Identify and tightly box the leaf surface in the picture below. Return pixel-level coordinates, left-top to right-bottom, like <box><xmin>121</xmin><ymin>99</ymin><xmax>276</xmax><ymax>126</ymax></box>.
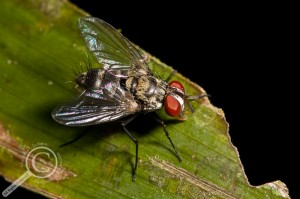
<box><xmin>0</xmin><ymin>0</ymin><xmax>290</xmax><ymax>198</ymax></box>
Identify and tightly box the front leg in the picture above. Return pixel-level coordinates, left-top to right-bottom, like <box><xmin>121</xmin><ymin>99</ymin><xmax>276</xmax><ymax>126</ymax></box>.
<box><xmin>152</xmin><ymin>114</ymin><xmax>182</xmax><ymax>162</ymax></box>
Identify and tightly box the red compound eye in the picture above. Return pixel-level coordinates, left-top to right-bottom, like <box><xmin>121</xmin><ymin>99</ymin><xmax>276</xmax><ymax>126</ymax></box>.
<box><xmin>169</xmin><ymin>80</ymin><xmax>185</xmax><ymax>93</ymax></box>
<box><xmin>164</xmin><ymin>95</ymin><xmax>181</xmax><ymax>117</ymax></box>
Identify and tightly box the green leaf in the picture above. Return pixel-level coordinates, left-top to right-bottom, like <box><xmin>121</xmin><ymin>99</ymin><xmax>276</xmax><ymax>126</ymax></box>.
<box><xmin>0</xmin><ymin>0</ymin><xmax>290</xmax><ymax>198</ymax></box>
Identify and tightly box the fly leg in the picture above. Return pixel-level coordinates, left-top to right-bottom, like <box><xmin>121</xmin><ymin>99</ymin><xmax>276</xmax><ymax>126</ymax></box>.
<box><xmin>153</xmin><ymin>115</ymin><xmax>182</xmax><ymax>162</ymax></box>
<box><xmin>185</xmin><ymin>94</ymin><xmax>210</xmax><ymax>113</ymax></box>
<box><xmin>165</xmin><ymin>70</ymin><xmax>177</xmax><ymax>82</ymax></box>
<box><xmin>121</xmin><ymin>114</ymin><xmax>139</xmax><ymax>181</ymax></box>
<box><xmin>59</xmin><ymin>127</ymin><xmax>91</xmax><ymax>147</ymax></box>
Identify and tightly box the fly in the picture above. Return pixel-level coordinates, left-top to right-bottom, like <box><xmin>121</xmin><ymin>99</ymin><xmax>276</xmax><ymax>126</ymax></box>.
<box><xmin>52</xmin><ymin>17</ymin><xmax>207</xmax><ymax>181</ymax></box>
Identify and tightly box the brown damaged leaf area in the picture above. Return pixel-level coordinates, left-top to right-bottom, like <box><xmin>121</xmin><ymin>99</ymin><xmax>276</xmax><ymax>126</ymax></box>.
<box><xmin>147</xmin><ymin>157</ymin><xmax>237</xmax><ymax>199</ymax></box>
<box><xmin>145</xmin><ymin>156</ymin><xmax>290</xmax><ymax>199</ymax></box>
<box><xmin>0</xmin><ymin>123</ymin><xmax>76</xmax><ymax>182</ymax></box>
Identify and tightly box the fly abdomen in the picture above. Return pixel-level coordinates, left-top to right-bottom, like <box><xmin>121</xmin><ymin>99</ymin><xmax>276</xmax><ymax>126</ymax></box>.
<box><xmin>76</xmin><ymin>69</ymin><xmax>105</xmax><ymax>90</ymax></box>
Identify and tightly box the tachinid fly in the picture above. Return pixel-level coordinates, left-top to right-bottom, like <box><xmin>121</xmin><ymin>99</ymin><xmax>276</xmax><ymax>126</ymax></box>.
<box><xmin>52</xmin><ymin>17</ymin><xmax>207</xmax><ymax>181</ymax></box>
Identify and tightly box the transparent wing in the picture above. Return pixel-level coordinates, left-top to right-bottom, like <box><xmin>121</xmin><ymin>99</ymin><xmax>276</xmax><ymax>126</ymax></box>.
<box><xmin>78</xmin><ymin>17</ymin><xmax>150</xmax><ymax>73</ymax></box>
<box><xmin>52</xmin><ymin>87</ymin><xmax>140</xmax><ymax>126</ymax></box>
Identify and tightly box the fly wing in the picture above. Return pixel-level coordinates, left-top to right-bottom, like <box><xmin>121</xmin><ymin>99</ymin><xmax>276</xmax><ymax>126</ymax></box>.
<box><xmin>78</xmin><ymin>17</ymin><xmax>150</xmax><ymax>75</ymax></box>
<box><xmin>52</xmin><ymin>87</ymin><xmax>140</xmax><ymax>126</ymax></box>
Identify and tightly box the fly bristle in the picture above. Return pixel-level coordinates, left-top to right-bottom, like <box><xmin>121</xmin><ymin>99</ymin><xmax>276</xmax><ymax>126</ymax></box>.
<box><xmin>64</xmin><ymin>69</ymin><xmax>77</xmax><ymax>86</ymax></box>
<box><xmin>64</xmin><ymin>60</ymin><xmax>81</xmax><ymax>84</ymax></box>
<box><xmin>72</xmin><ymin>64</ymin><xmax>82</xmax><ymax>77</ymax></box>
<box><xmin>84</xmin><ymin>51</ymin><xmax>93</xmax><ymax>72</ymax></box>
<box><xmin>72</xmin><ymin>52</ymin><xmax>93</xmax><ymax>80</ymax></box>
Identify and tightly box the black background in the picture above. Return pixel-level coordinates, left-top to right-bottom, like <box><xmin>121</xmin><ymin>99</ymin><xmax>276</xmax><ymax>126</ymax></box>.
<box><xmin>1</xmin><ymin>1</ymin><xmax>297</xmax><ymax>198</ymax></box>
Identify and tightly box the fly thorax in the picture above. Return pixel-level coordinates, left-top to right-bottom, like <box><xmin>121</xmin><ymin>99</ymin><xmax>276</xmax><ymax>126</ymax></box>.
<box><xmin>125</xmin><ymin>76</ymin><xmax>138</xmax><ymax>94</ymax></box>
<box><xmin>126</xmin><ymin>75</ymin><xmax>167</xmax><ymax>111</ymax></box>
